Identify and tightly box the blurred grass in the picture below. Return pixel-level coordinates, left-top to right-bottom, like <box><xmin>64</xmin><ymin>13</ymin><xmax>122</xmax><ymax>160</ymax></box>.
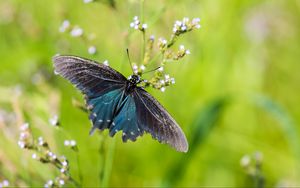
<box><xmin>1</xmin><ymin>0</ymin><xmax>300</xmax><ymax>187</ymax></box>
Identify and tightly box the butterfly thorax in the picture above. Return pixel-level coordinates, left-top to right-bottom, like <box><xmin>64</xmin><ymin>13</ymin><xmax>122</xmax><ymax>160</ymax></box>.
<box><xmin>125</xmin><ymin>75</ymin><xmax>141</xmax><ymax>94</ymax></box>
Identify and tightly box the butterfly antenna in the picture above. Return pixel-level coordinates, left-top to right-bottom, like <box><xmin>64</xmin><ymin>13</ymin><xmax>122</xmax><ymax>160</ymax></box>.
<box><xmin>126</xmin><ymin>49</ymin><xmax>134</xmax><ymax>73</ymax></box>
<box><xmin>143</xmin><ymin>66</ymin><xmax>161</xmax><ymax>74</ymax></box>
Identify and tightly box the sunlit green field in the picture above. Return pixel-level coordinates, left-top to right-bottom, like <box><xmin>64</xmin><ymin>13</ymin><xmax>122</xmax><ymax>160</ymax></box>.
<box><xmin>1</xmin><ymin>0</ymin><xmax>300</xmax><ymax>187</ymax></box>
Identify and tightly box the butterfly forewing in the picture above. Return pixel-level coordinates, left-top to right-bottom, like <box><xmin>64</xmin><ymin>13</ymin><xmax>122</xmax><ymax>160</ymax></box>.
<box><xmin>53</xmin><ymin>55</ymin><xmax>127</xmax><ymax>97</ymax></box>
<box><xmin>134</xmin><ymin>88</ymin><xmax>188</xmax><ymax>152</ymax></box>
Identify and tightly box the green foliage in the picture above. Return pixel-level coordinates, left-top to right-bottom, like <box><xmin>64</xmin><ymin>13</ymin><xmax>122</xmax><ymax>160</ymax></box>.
<box><xmin>1</xmin><ymin>0</ymin><xmax>300</xmax><ymax>187</ymax></box>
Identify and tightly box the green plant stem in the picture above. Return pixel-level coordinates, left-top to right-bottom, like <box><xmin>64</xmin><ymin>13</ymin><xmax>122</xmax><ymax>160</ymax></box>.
<box><xmin>75</xmin><ymin>152</ymin><xmax>83</xmax><ymax>186</ymax></box>
<box><xmin>140</xmin><ymin>0</ymin><xmax>145</xmax><ymax>64</ymax></box>
<box><xmin>53</xmin><ymin>162</ymin><xmax>81</xmax><ymax>188</ymax></box>
<box><xmin>148</xmin><ymin>53</ymin><xmax>163</xmax><ymax>67</ymax></box>
<box><xmin>101</xmin><ymin>138</ymin><xmax>116</xmax><ymax>187</ymax></box>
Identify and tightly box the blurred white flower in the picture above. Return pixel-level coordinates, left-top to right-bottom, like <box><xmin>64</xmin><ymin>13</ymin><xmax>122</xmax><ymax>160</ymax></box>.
<box><xmin>20</xmin><ymin>122</ymin><xmax>29</xmax><ymax>131</ymax></box>
<box><xmin>2</xmin><ymin>180</ymin><xmax>9</xmax><ymax>187</ymax></box>
<box><xmin>64</xmin><ymin>140</ymin><xmax>70</xmax><ymax>146</ymax></box>
<box><xmin>83</xmin><ymin>0</ymin><xmax>93</xmax><ymax>3</ymax></box>
<box><xmin>32</xmin><ymin>153</ymin><xmax>37</xmax><ymax>159</ymax></box>
<box><xmin>88</xmin><ymin>46</ymin><xmax>97</xmax><ymax>54</ymax></box>
<box><xmin>59</xmin><ymin>179</ymin><xmax>65</xmax><ymax>185</ymax></box>
<box><xmin>59</xmin><ymin>20</ymin><xmax>70</xmax><ymax>33</ymax></box>
<box><xmin>18</xmin><ymin>141</ymin><xmax>25</xmax><ymax>148</ymax></box>
<box><xmin>62</xmin><ymin>160</ymin><xmax>68</xmax><ymax>167</ymax></box>
<box><xmin>140</xmin><ymin>65</ymin><xmax>146</xmax><ymax>71</ymax></box>
<box><xmin>240</xmin><ymin>155</ymin><xmax>251</xmax><ymax>167</ymax></box>
<box><xmin>170</xmin><ymin>78</ymin><xmax>175</xmax><ymax>84</ymax></box>
<box><xmin>103</xmin><ymin>60</ymin><xmax>109</xmax><ymax>66</ymax></box>
<box><xmin>49</xmin><ymin>115</ymin><xmax>59</xmax><ymax>126</ymax></box>
<box><xmin>70</xmin><ymin>26</ymin><xmax>83</xmax><ymax>37</ymax></box>
<box><xmin>70</xmin><ymin>140</ymin><xmax>76</xmax><ymax>147</ymax></box>
<box><xmin>142</xmin><ymin>23</ymin><xmax>148</xmax><ymax>29</ymax></box>
<box><xmin>179</xmin><ymin>45</ymin><xmax>185</xmax><ymax>50</ymax></box>
<box><xmin>38</xmin><ymin>137</ymin><xmax>44</xmax><ymax>146</ymax></box>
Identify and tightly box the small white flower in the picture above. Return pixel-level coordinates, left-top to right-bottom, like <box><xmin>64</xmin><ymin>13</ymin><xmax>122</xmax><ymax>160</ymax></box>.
<box><xmin>160</xmin><ymin>87</ymin><xmax>166</xmax><ymax>92</ymax></box>
<box><xmin>51</xmin><ymin>154</ymin><xmax>57</xmax><ymax>160</ymax></box>
<box><xmin>175</xmin><ymin>20</ymin><xmax>182</xmax><ymax>26</ymax></box>
<box><xmin>162</xmin><ymin>39</ymin><xmax>167</xmax><ymax>45</ymax></box>
<box><xmin>142</xmin><ymin>24</ymin><xmax>148</xmax><ymax>29</ymax></box>
<box><xmin>59</xmin><ymin>179</ymin><xmax>65</xmax><ymax>185</ymax></box>
<box><xmin>255</xmin><ymin>152</ymin><xmax>263</xmax><ymax>162</ymax></box>
<box><xmin>130</xmin><ymin>22</ymin><xmax>135</xmax><ymax>28</ymax></box>
<box><xmin>181</xmin><ymin>25</ymin><xmax>187</xmax><ymax>31</ymax></box>
<box><xmin>70</xmin><ymin>26</ymin><xmax>83</xmax><ymax>37</ymax></box>
<box><xmin>59</xmin><ymin>20</ymin><xmax>70</xmax><ymax>33</ymax></box>
<box><xmin>134</xmin><ymin>20</ymin><xmax>140</xmax><ymax>25</ymax></box>
<box><xmin>103</xmin><ymin>60</ymin><xmax>109</xmax><ymax>66</ymax></box>
<box><xmin>32</xmin><ymin>153</ymin><xmax>37</xmax><ymax>159</ymax></box>
<box><xmin>133</xmin><ymin>16</ymin><xmax>139</xmax><ymax>21</ymax></box>
<box><xmin>70</xmin><ymin>140</ymin><xmax>76</xmax><ymax>146</ymax></box>
<box><xmin>88</xmin><ymin>46</ymin><xmax>97</xmax><ymax>54</ymax></box>
<box><xmin>170</xmin><ymin>78</ymin><xmax>175</xmax><ymax>84</ymax></box>
<box><xmin>183</xmin><ymin>17</ymin><xmax>189</xmax><ymax>23</ymax></box>
<box><xmin>150</xmin><ymin>35</ymin><xmax>155</xmax><ymax>40</ymax></box>
<box><xmin>20</xmin><ymin>132</ymin><xmax>27</xmax><ymax>139</ymax></box>
<box><xmin>140</xmin><ymin>65</ymin><xmax>146</xmax><ymax>71</ymax></box>
<box><xmin>20</xmin><ymin>123</ymin><xmax>29</xmax><ymax>131</ymax></box>
<box><xmin>185</xmin><ymin>50</ymin><xmax>191</xmax><ymax>55</ymax></box>
<box><xmin>18</xmin><ymin>141</ymin><xmax>25</xmax><ymax>148</ymax></box>
<box><xmin>49</xmin><ymin>115</ymin><xmax>59</xmax><ymax>126</ymax></box>
<box><xmin>2</xmin><ymin>180</ymin><xmax>9</xmax><ymax>187</ymax></box>
<box><xmin>158</xmin><ymin>67</ymin><xmax>164</xmax><ymax>72</ymax></box>
<box><xmin>133</xmin><ymin>64</ymin><xmax>138</xmax><ymax>70</ymax></box>
<box><xmin>47</xmin><ymin>152</ymin><xmax>53</xmax><ymax>157</ymax></box>
<box><xmin>48</xmin><ymin>180</ymin><xmax>53</xmax><ymax>185</ymax></box>
<box><xmin>195</xmin><ymin>24</ymin><xmax>201</xmax><ymax>29</ymax></box>
<box><xmin>62</xmin><ymin>161</ymin><xmax>68</xmax><ymax>166</ymax></box>
<box><xmin>192</xmin><ymin>17</ymin><xmax>201</xmax><ymax>24</ymax></box>
<box><xmin>173</xmin><ymin>27</ymin><xmax>177</xmax><ymax>33</ymax></box>
<box><xmin>44</xmin><ymin>184</ymin><xmax>49</xmax><ymax>188</ymax></box>
<box><xmin>240</xmin><ymin>155</ymin><xmax>251</xmax><ymax>167</ymax></box>
<box><xmin>64</xmin><ymin>140</ymin><xmax>70</xmax><ymax>146</ymax></box>
<box><xmin>134</xmin><ymin>25</ymin><xmax>139</xmax><ymax>30</ymax></box>
<box><xmin>160</xmin><ymin>80</ymin><xmax>165</xmax><ymax>85</ymax></box>
<box><xmin>83</xmin><ymin>0</ymin><xmax>93</xmax><ymax>3</ymax></box>
<box><xmin>164</xmin><ymin>74</ymin><xmax>170</xmax><ymax>80</ymax></box>
<box><xmin>179</xmin><ymin>45</ymin><xmax>185</xmax><ymax>50</ymax></box>
<box><xmin>38</xmin><ymin>137</ymin><xmax>44</xmax><ymax>145</ymax></box>
<box><xmin>60</xmin><ymin>168</ymin><xmax>66</xmax><ymax>173</ymax></box>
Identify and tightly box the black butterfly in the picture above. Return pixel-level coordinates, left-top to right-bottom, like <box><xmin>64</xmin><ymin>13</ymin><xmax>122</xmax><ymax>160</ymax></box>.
<box><xmin>53</xmin><ymin>55</ymin><xmax>188</xmax><ymax>152</ymax></box>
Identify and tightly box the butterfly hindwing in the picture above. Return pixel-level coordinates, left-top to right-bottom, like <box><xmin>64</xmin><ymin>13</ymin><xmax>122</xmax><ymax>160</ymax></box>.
<box><xmin>111</xmin><ymin>95</ymin><xmax>144</xmax><ymax>142</ymax></box>
<box><xmin>88</xmin><ymin>88</ymin><xmax>125</xmax><ymax>134</ymax></box>
<box><xmin>134</xmin><ymin>88</ymin><xmax>188</xmax><ymax>152</ymax></box>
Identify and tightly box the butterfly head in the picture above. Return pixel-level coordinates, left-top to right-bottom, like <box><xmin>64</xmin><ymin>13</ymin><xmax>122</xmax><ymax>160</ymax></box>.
<box><xmin>128</xmin><ymin>74</ymin><xmax>141</xmax><ymax>85</ymax></box>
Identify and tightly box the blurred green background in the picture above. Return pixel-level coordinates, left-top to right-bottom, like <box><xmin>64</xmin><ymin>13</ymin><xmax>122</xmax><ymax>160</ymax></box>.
<box><xmin>1</xmin><ymin>0</ymin><xmax>300</xmax><ymax>187</ymax></box>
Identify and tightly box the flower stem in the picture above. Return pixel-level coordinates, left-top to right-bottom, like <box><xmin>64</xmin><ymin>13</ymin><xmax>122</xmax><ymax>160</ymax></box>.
<box><xmin>101</xmin><ymin>138</ymin><xmax>116</xmax><ymax>187</ymax></box>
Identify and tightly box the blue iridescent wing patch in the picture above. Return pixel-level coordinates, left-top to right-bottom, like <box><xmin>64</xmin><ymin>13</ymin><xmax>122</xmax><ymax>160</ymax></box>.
<box><xmin>53</xmin><ymin>55</ymin><xmax>188</xmax><ymax>152</ymax></box>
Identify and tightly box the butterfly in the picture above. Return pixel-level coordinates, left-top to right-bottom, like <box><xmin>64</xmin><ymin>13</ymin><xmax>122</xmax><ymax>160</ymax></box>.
<box><xmin>53</xmin><ymin>55</ymin><xmax>188</xmax><ymax>152</ymax></box>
